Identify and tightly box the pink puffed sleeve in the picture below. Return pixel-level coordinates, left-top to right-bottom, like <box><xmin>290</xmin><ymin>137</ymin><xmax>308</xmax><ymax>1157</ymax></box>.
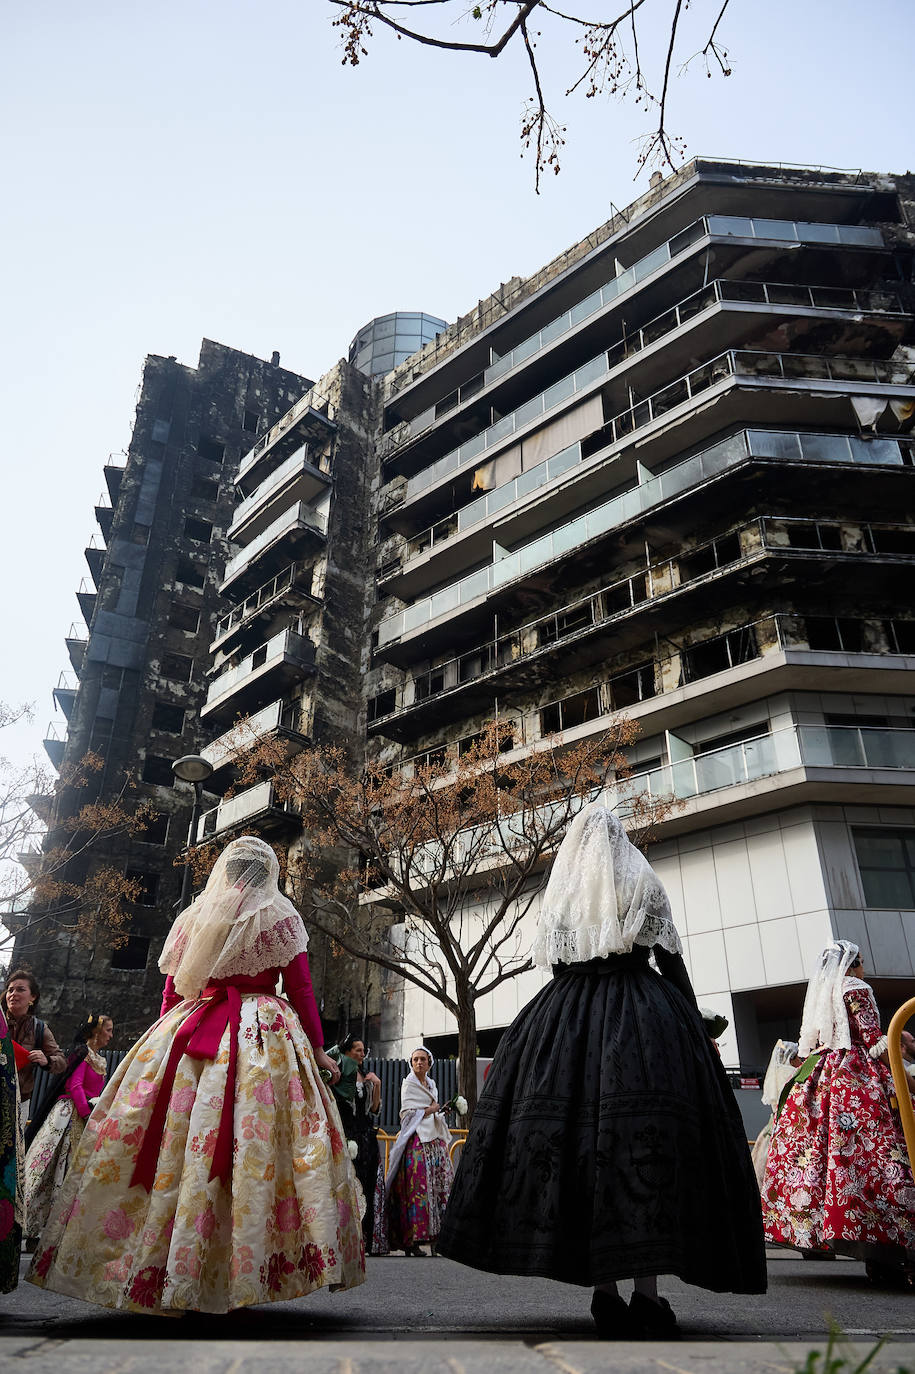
<box><xmin>282</xmin><ymin>951</ymin><xmax>324</xmax><ymax>1049</ymax></box>
<box><xmin>160</xmin><ymin>975</ymin><xmax>183</xmax><ymax>1017</ymax></box>
<box><xmin>67</xmin><ymin>1059</ymin><xmax>93</xmax><ymax>1119</ymax></box>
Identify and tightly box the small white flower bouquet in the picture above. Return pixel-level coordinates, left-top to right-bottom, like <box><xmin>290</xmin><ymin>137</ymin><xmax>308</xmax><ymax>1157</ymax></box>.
<box><xmin>347</xmin><ymin>1139</ymin><xmax>359</xmax><ymax>1160</ymax></box>
<box><xmin>444</xmin><ymin>1093</ymin><xmax>469</xmax><ymax>1117</ymax></box>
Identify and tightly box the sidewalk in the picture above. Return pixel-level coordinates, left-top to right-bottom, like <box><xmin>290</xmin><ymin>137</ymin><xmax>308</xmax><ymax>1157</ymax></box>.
<box><xmin>1</xmin><ymin>1336</ymin><xmax>913</xmax><ymax>1374</ymax></box>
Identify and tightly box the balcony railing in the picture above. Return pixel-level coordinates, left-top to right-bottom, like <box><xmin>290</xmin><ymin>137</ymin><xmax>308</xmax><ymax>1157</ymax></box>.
<box><xmin>202</xmin><ymin>698</ymin><xmax>305</xmax><ymax>773</ymax></box>
<box><xmin>627</xmin><ymin>723</ymin><xmax>915</xmax><ymax>805</ymax></box>
<box><xmin>203</xmin><ymin>628</ymin><xmax>315</xmax><ymax>714</ymax></box>
<box><xmin>383</xmin><ymin>215</ymin><xmax>884</xmax><ymax>459</ymax></box>
<box><xmin>235</xmin><ymin>395</ymin><xmax>336</xmax><ymax>486</ymax></box>
<box><xmin>213</xmin><ymin>562</ymin><xmax>316</xmax><ymax>646</ymax></box>
<box><xmin>229</xmin><ymin>444</ymin><xmax>331</xmax><ymax>540</ymax></box>
<box><xmin>221</xmin><ymin>502</ymin><xmax>327</xmax><ymax>587</ymax></box>
<box><xmin>196</xmin><ymin>780</ymin><xmax>297</xmax><ymax>842</ymax></box>
<box><xmin>386</xmin><ymin>423</ymin><xmax>915</xmax><ymax>582</ymax></box>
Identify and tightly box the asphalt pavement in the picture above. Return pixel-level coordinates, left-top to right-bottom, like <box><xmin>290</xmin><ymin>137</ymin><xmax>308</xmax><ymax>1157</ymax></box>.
<box><xmin>0</xmin><ymin>1251</ymin><xmax>913</xmax><ymax>1372</ymax></box>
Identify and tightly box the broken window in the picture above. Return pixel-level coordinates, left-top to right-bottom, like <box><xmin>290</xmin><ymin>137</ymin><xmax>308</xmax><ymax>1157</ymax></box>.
<box><xmin>167</xmin><ymin>602</ymin><xmax>200</xmax><ymax>633</ymax></box>
<box><xmin>608</xmin><ymin>663</ymin><xmax>656</xmax><ymax>708</ymax></box>
<box><xmin>415</xmin><ymin>668</ymin><xmax>445</xmax><ymax>701</ymax></box>
<box><xmin>368</xmin><ymin>689</ymin><xmax>396</xmax><ymax>722</ymax></box>
<box><xmin>242</xmin><ymin>409</ymin><xmax>259</xmax><ymax>434</ymax></box>
<box><xmin>191</xmin><ymin>476</ymin><xmax>219</xmax><ymax>502</ymax></box>
<box><xmin>131</xmin><ymin>522</ymin><xmax>150</xmax><ymax>545</ymax></box>
<box><xmin>198</xmin><ymin>437</ymin><xmax>226</xmax><ymax>464</ymax></box>
<box><xmin>126</xmin><ymin>869</ymin><xmax>160</xmax><ymax>906</ymax></box>
<box><xmin>111</xmin><ymin>935</ymin><xmax>151</xmax><ymax>970</ymax></box>
<box><xmin>137</xmin><ymin>812</ymin><xmax>169</xmax><ymax>845</ymax></box>
<box><xmin>176</xmin><ymin>559</ymin><xmax>206</xmax><ymax>589</ymax></box>
<box><xmin>151</xmin><ymin>701</ymin><xmax>185</xmax><ymax>734</ymax></box>
<box><xmin>141</xmin><ymin>754</ymin><xmax>176</xmax><ymax>787</ymax></box>
<box><xmin>541</xmin><ymin>687</ymin><xmax>601</xmax><ymax>735</ymax></box>
<box><xmin>184</xmin><ymin>517</ymin><xmax>213</xmax><ymax>544</ymax></box>
<box><xmin>162</xmin><ymin>652</ymin><xmax>193</xmax><ymax>682</ymax></box>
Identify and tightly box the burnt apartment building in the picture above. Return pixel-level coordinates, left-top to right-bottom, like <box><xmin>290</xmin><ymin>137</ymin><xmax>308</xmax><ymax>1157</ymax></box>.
<box><xmin>364</xmin><ymin>160</ymin><xmax>915</xmax><ymax>1067</ymax></box>
<box><xmin>16</xmin><ymin>341</ymin><xmax>312</xmax><ymax>1041</ymax></box>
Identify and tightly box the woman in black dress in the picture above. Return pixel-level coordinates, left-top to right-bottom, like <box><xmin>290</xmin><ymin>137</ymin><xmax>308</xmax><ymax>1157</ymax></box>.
<box><xmin>328</xmin><ymin>1034</ymin><xmax>382</xmax><ymax>1250</ymax></box>
<box><xmin>437</xmin><ymin>804</ymin><xmax>766</xmax><ymax>1337</ymax></box>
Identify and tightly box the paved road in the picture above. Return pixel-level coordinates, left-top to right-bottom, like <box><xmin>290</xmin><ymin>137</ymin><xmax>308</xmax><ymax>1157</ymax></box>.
<box><xmin>0</xmin><ymin>1252</ymin><xmax>912</xmax><ymax>1372</ymax></box>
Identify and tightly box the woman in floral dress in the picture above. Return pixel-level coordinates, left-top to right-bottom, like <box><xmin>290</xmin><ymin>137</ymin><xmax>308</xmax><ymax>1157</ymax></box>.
<box><xmin>385</xmin><ymin>1048</ymin><xmax>454</xmax><ymax>1256</ymax></box>
<box><xmin>28</xmin><ymin>835</ymin><xmax>365</xmax><ymax>1314</ymax></box>
<box><xmin>23</xmin><ymin>1013</ymin><xmax>113</xmax><ymax>1244</ymax></box>
<box><xmin>762</xmin><ymin>939</ymin><xmax>915</xmax><ymax>1282</ymax></box>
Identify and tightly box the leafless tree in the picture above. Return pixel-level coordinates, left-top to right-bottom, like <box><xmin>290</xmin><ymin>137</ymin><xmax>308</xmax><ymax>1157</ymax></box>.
<box><xmin>222</xmin><ymin>718</ymin><xmax>678</xmax><ymax>1113</ymax></box>
<box><xmin>329</xmin><ymin>0</ymin><xmax>733</xmax><ymax>189</ymax></box>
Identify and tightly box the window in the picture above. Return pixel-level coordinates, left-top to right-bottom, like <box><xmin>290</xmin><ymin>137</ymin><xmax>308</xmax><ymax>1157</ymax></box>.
<box><xmin>853</xmin><ymin>827</ymin><xmax>915</xmax><ymax>907</ymax></box>
<box><xmin>368</xmin><ymin>689</ymin><xmax>396</xmax><ymax>722</ymax></box>
<box><xmin>151</xmin><ymin>701</ymin><xmax>185</xmax><ymax>734</ymax></box>
<box><xmin>183</xmin><ymin>517</ymin><xmax>213</xmax><ymax>544</ymax></box>
<box><xmin>167</xmin><ymin>602</ymin><xmax>200</xmax><ymax>633</ymax></box>
<box><xmin>89</xmin><ymin>716</ymin><xmax>114</xmax><ymax>752</ymax></box>
<box><xmin>608</xmin><ymin>662</ymin><xmax>656</xmax><ymax>709</ymax></box>
<box><xmin>415</xmin><ymin>669</ymin><xmax>445</xmax><ymax>701</ymax></box>
<box><xmin>242</xmin><ymin>409</ymin><xmax>259</xmax><ymax>434</ymax></box>
<box><xmin>541</xmin><ymin>687</ymin><xmax>601</xmax><ymax>735</ymax></box>
<box><xmin>191</xmin><ymin>476</ymin><xmax>219</xmax><ymax>502</ymax></box>
<box><xmin>162</xmin><ymin>652</ymin><xmax>193</xmax><ymax>682</ymax></box>
<box><xmin>111</xmin><ymin>935</ymin><xmax>151</xmax><ymax>970</ymax></box>
<box><xmin>125</xmin><ymin>869</ymin><xmax>160</xmax><ymax>905</ymax></box>
<box><xmin>176</xmin><ymin>559</ymin><xmax>206</xmax><ymax>589</ymax></box>
<box><xmin>138</xmin><ymin>812</ymin><xmax>169</xmax><ymax>845</ymax></box>
<box><xmin>151</xmin><ymin>419</ymin><xmax>170</xmax><ymax>444</ymax></box>
<box><xmin>198</xmin><ymin>437</ymin><xmax>225</xmax><ymax>464</ymax></box>
<box><xmin>141</xmin><ymin>754</ymin><xmax>176</xmax><ymax>786</ymax></box>
<box><xmin>683</xmin><ymin>626</ymin><xmax>759</xmax><ymax>683</ymax></box>
<box><xmin>537</xmin><ymin>601</ymin><xmax>594</xmax><ymax>648</ymax></box>
<box><xmin>131</xmin><ymin>521</ymin><xmax>150</xmax><ymax>545</ymax></box>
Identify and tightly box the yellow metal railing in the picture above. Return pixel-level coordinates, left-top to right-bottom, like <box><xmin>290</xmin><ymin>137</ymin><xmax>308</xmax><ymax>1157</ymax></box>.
<box><xmin>377</xmin><ymin>1129</ymin><xmax>467</xmax><ymax>1174</ymax></box>
<box><xmin>888</xmin><ymin>997</ymin><xmax>915</xmax><ymax>1171</ymax></box>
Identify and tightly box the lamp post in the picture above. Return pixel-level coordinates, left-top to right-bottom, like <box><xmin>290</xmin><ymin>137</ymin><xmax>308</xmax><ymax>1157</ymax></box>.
<box><xmin>172</xmin><ymin>754</ymin><xmax>214</xmax><ymax>912</ymax></box>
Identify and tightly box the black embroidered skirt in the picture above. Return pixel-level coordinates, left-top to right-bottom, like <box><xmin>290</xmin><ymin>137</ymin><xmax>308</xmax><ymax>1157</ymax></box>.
<box><xmin>437</xmin><ymin>949</ymin><xmax>766</xmax><ymax>1292</ymax></box>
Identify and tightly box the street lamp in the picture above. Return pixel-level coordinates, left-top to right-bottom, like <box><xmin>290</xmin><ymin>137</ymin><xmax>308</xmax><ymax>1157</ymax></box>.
<box><xmin>172</xmin><ymin>754</ymin><xmax>214</xmax><ymax>912</ymax></box>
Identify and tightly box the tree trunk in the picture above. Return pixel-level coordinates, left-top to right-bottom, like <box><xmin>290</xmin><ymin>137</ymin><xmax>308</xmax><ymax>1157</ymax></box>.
<box><xmin>455</xmin><ymin>979</ymin><xmax>479</xmax><ymax>1119</ymax></box>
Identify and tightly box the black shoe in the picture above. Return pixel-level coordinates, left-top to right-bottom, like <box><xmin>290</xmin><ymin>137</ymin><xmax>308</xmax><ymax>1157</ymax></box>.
<box><xmin>590</xmin><ymin>1290</ymin><xmax>641</xmax><ymax>1339</ymax></box>
<box><xmin>629</xmin><ymin>1291</ymin><xmax>680</xmax><ymax>1339</ymax></box>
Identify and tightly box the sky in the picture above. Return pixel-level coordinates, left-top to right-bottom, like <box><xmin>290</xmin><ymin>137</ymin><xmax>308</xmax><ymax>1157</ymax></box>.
<box><xmin>1</xmin><ymin>0</ymin><xmax>912</xmax><ymax>772</ymax></box>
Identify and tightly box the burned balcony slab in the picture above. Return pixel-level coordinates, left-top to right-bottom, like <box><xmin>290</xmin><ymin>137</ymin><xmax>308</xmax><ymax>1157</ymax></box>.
<box><xmin>220</xmin><ymin>502</ymin><xmax>327</xmax><ymax>599</ymax></box>
<box><xmin>230</xmin><ymin>446</ymin><xmax>331</xmax><ymax>545</ymax></box>
<box><xmin>235</xmin><ymin>402</ymin><xmax>335</xmax><ymax>495</ymax></box>
<box><xmin>201</xmin><ymin>628</ymin><xmax>316</xmax><ymax>728</ymax></box>
<box><xmin>211</xmin><ymin>563</ymin><xmax>318</xmax><ymax>656</ymax></box>
<box><xmin>196</xmin><ymin>779</ymin><xmax>300</xmax><ymax>843</ymax></box>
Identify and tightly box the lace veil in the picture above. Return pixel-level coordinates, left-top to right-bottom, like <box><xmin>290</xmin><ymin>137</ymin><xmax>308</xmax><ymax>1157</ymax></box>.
<box><xmin>797</xmin><ymin>939</ymin><xmax>859</xmax><ymax>1056</ymax></box>
<box><xmin>159</xmin><ymin>834</ymin><xmax>309</xmax><ymax>999</ymax></box>
<box><xmin>533</xmin><ymin>803</ymin><xmax>682</xmax><ymax>968</ymax></box>
<box><xmin>760</xmin><ymin>1038</ymin><xmax>799</xmax><ymax>1109</ymax></box>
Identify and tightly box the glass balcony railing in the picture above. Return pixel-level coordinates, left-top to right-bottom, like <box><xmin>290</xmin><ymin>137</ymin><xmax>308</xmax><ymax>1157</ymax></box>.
<box><xmin>387</xmin><ymin>216</ymin><xmax>884</xmax><ymax>461</ymax></box>
<box><xmin>390</xmin><ymin>419</ymin><xmax>915</xmax><ymax>580</ymax></box>
<box><xmin>203</xmin><ymin>628</ymin><xmax>313</xmax><ymax>710</ymax></box>
<box><xmin>202</xmin><ymin>698</ymin><xmax>304</xmax><ymax>772</ymax></box>
<box><xmin>625</xmin><ymin>723</ymin><xmax>915</xmax><ymax>805</ymax></box>
<box><xmin>230</xmin><ymin>445</ymin><xmax>330</xmax><ymax>537</ymax></box>
<box><xmin>379</xmin><ymin>401</ymin><xmax>915</xmax><ymax>650</ymax></box>
<box><xmin>196</xmin><ymin>780</ymin><xmax>296</xmax><ymax>842</ymax></box>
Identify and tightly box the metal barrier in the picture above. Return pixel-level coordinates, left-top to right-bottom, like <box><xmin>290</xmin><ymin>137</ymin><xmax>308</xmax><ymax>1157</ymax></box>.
<box><xmin>888</xmin><ymin>998</ymin><xmax>915</xmax><ymax>1170</ymax></box>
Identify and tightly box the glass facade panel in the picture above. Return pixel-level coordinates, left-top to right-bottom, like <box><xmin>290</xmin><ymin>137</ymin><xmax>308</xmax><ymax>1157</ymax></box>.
<box><xmin>708</xmin><ymin>215</ymin><xmax>754</xmax><ymax>237</ymax></box>
<box><xmin>797</xmin><ymin>221</ymin><xmax>840</xmax><ymax>243</ymax></box>
<box><xmin>753</xmin><ymin>218</ymin><xmax>798</xmax><ymax>240</ymax></box>
<box><xmin>569</xmin><ymin>289</ymin><xmax>603</xmax><ymax>326</ymax></box>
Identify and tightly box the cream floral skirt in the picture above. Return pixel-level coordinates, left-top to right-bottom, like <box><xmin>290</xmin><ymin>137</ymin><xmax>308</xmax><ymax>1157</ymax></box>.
<box><xmin>28</xmin><ymin>993</ymin><xmax>365</xmax><ymax>1313</ymax></box>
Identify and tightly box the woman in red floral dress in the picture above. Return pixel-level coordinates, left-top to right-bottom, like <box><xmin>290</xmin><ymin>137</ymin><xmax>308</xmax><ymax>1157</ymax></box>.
<box><xmin>762</xmin><ymin>940</ymin><xmax>915</xmax><ymax>1283</ymax></box>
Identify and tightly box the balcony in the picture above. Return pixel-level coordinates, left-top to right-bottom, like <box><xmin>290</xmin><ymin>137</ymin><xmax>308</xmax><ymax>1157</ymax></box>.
<box><xmin>201</xmin><ymin>628</ymin><xmax>316</xmax><ymax>726</ymax></box>
<box><xmin>381</xmin><ymin>215</ymin><xmax>885</xmax><ymax>464</ymax></box>
<box><xmin>43</xmin><ymin>722</ymin><xmax>66</xmax><ymax>769</ymax></box>
<box><xmin>65</xmin><ymin>620</ymin><xmax>89</xmax><ymax>674</ymax></box>
<box><xmin>235</xmin><ymin>399</ymin><xmax>336</xmax><ymax>493</ymax></box>
<box><xmin>53</xmin><ymin>671</ymin><xmax>79</xmax><ymax>719</ymax></box>
<box><xmin>201</xmin><ymin>698</ymin><xmax>309</xmax><ymax>780</ymax></box>
<box><xmin>220</xmin><ymin>502</ymin><xmax>327</xmax><ymax>598</ymax></box>
<box><xmin>211</xmin><ymin>563</ymin><xmax>318</xmax><ymax>654</ymax></box>
<box><xmin>84</xmin><ymin>533</ymin><xmax>106</xmax><ymax>582</ymax></box>
<box><xmin>76</xmin><ymin>578</ymin><xmax>96</xmax><ymax>624</ymax></box>
<box><xmin>196</xmin><ymin>780</ymin><xmax>299</xmax><ymax>843</ymax></box>
<box><xmin>378</xmin><ymin>457</ymin><xmax>915</xmax><ymax>657</ymax></box>
<box><xmin>94</xmin><ymin>493</ymin><xmax>113</xmax><ymax>541</ymax></box>
<box><xmin>103</xmin><ymin>451</ymin><xmax>128</xmax><ymax>503</ymax></box>
<box><xmin>229</xmin><ymin>445</ymin><xmax>331</xmax><ymax>546</ymax></box>
<box><xmin>626</xmin><ymin>723</ymin><xmax>915</xmax><ymax>821</ymax></box>
<box><xmin>381</xmin><ymin>424</ymin><xmax>915</xmax><ymax>601</ymax></box>
<box><xmin>377</xmin><ymin>609</ymin><xmax>915</xmax><ymax>748</ymax></box>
